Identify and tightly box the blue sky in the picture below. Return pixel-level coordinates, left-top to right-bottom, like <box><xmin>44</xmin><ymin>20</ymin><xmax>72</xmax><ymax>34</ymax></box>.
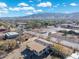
<box><xmin>0</xmin><ymin>0</ymin><xmax>79</xmax><ymax>17</ymax></box>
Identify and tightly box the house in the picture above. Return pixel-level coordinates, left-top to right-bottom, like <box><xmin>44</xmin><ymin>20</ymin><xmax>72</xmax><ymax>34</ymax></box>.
<box><xmin>16</xmin><ymin>22</ymin><xmax>27</xmax><ymax>32</ymax></box>
<box><xmin>22</xmin><ymin>37</ymin><xmax>52</xmax><ymax>56</ymax></box>
<box><xmin>0</xmin><ymin>26</ymin><xmax>7</xmax><ymax>40</ymax></box>
<box><xmin>21</xmin><ymin>37</ymin><xmax>66</xmax><ymax>59</ymax></box>
<box><xmin>0</xmin><ymin>26</ymin><xmax>7</xmax><ymax>33</ymax></box>
<box><xmin>26</xmin><ymin>38</ymin><xmax>52</xmax><ymax>55</ymax></box>
<box><xmin>60</xmin><ymin>24</ymin><xmax>79</xmax><ymax>29</ymax></box>
<box><xmin>4</xmin><ymin>32</ymin><xmax>19</xmax><ymax>39</ymax></box>
<box><xmin>21</xmin><ymin>37</ymin><xmax>53</xmax><ymax>59</ymax></box>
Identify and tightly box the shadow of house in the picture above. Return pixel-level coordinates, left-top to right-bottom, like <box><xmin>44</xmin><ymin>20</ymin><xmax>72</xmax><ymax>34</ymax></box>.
<box><xmin>21</xmin><ymin>48</ymin><xmax>43</xmax><ymax>59</ymax></box>
<box><xmin>21</xmin><ymin>46</ymin><xmax>66</xmax><ymax>59</ymax></box>
<box><xmin>21</xmin><ymin>38</ymin><xmax>66</xmax><ymax>59</ymax></box>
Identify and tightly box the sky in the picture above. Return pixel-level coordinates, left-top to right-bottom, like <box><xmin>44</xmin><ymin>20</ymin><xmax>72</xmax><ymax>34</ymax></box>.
<box><xmin>0</xmin><ymin>0</ymin><xmax>79</xmax><ymax>17</ymax></box>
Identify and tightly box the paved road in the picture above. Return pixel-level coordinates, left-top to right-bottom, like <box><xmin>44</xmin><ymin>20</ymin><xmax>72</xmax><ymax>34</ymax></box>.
<box><xmin>24</xmin><ymin>31</ymin><xmax>79</xmax><ymax>51</ymax></box>
<box><xmin>50</xmin><ymin>37</ymin><xmax>79</xmax><ymax>50</ymax></box>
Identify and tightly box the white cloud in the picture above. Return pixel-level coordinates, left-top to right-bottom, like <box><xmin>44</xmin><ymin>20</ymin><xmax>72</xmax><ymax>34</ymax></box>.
<box><xmin>0</xmin><ymin>10</ymin><xmax>8</xmax><ymax>14</ymax></box>
<box><xmin>9</xmin><ymin>3</ymin><xmax>43</xmax><ymax>15</ymax></box>
<box><xmin>70</xmin><ymin>3</ymin><xmax>78</xmax><ymax>6</ymax></box>
<box><xmin>0</xmin><ymin>2</ymin><xmax>7</xmax><ymax>8</ymax></box>
<box><xmin>37</xmin><ymin>2</ymin><xmax>52</xmax><ymax>7</ymax></box>
<box><xmin>0</xmin><ymin>2</ymin><xmax>8</xmax><ymax>14</ymax></box>
<box><xmin>9</xmin><ymin>6</ymin><xmax>35</xmax><ymax>11</ymax></box>
<box><xmin>25</xmin><ymin>9</ymin><xmax>43</xmax><ymax>15</ymax></box>
<box><xmin>21</xmin><ymin>7</ymin><xmax>35</xmax><ymax>11</ymax></box>
<box><xmin>33</xmin><ymin>9</ymin><xmax>43</xmax><ymax>13</ymax></box>
<box><xmin>21</xmin><ymin>7</ymin><xmax>43</xmax><ymax>13</ymax></box>
<box><xmin>1</xmin><ymin>8</ymin><xmax>8</xmax><ymax>11</ymax></box>
<box><xmin>18</xmin><ymin>3</ymin><xmax>29</xmax><ymax>7</ymax></box>
<box><xmin>0</xmin><ymin>7</ymin><xmax>8</xmax><ymax>14</ymax></box>
<box><xmin>29</xmin><ymin>0</ymin><xmax>33</xmax><ymax>2</ymax></box>
<box><xmin>9</xmin><ymin>7</ymin><xmax>20</xmax><ymax>11</ymax></box>
<box><xmin>36</xmin><ymin>9</ymin><xmax>43</xmax><ymax>12</ymax></box>
<box><xmin>26</xmin><ymin>12</ymin><xmax>33</xmax><ymax>15</ymax></box>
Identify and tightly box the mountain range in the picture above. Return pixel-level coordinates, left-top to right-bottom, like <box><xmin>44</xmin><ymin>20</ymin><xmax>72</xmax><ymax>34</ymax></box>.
<box><xmin>0</xmin><ymin>13</ymin><xmax>79</xmax><ymax>21</ymax></box>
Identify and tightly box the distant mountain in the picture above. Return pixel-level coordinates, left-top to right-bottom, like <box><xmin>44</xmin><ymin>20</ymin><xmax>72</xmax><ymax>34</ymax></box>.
<box><xmin>22</xmin><ymin>12</ymin><xmax>79</xmax><ymax>20</ymax></box>
<box><xmin>23</xmin><ymin>13</ymin><xmax>53</xmax><ymax>19</ymax></box>
<box><xmin>0</xmin><ymin>12</ymin><xmax>79</xmax><ymax>21</ymax></box>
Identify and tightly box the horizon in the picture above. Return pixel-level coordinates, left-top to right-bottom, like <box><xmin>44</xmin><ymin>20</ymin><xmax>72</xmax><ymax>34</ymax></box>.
<box><xmin>0</xmin><ymin>12</ymin><xmax>79</xmax><ymax>17</ymax></box>
<box><xmin>0</xmin><ymin>0</ymin><xmax>79</xmax><ymax>17</ymax></box>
